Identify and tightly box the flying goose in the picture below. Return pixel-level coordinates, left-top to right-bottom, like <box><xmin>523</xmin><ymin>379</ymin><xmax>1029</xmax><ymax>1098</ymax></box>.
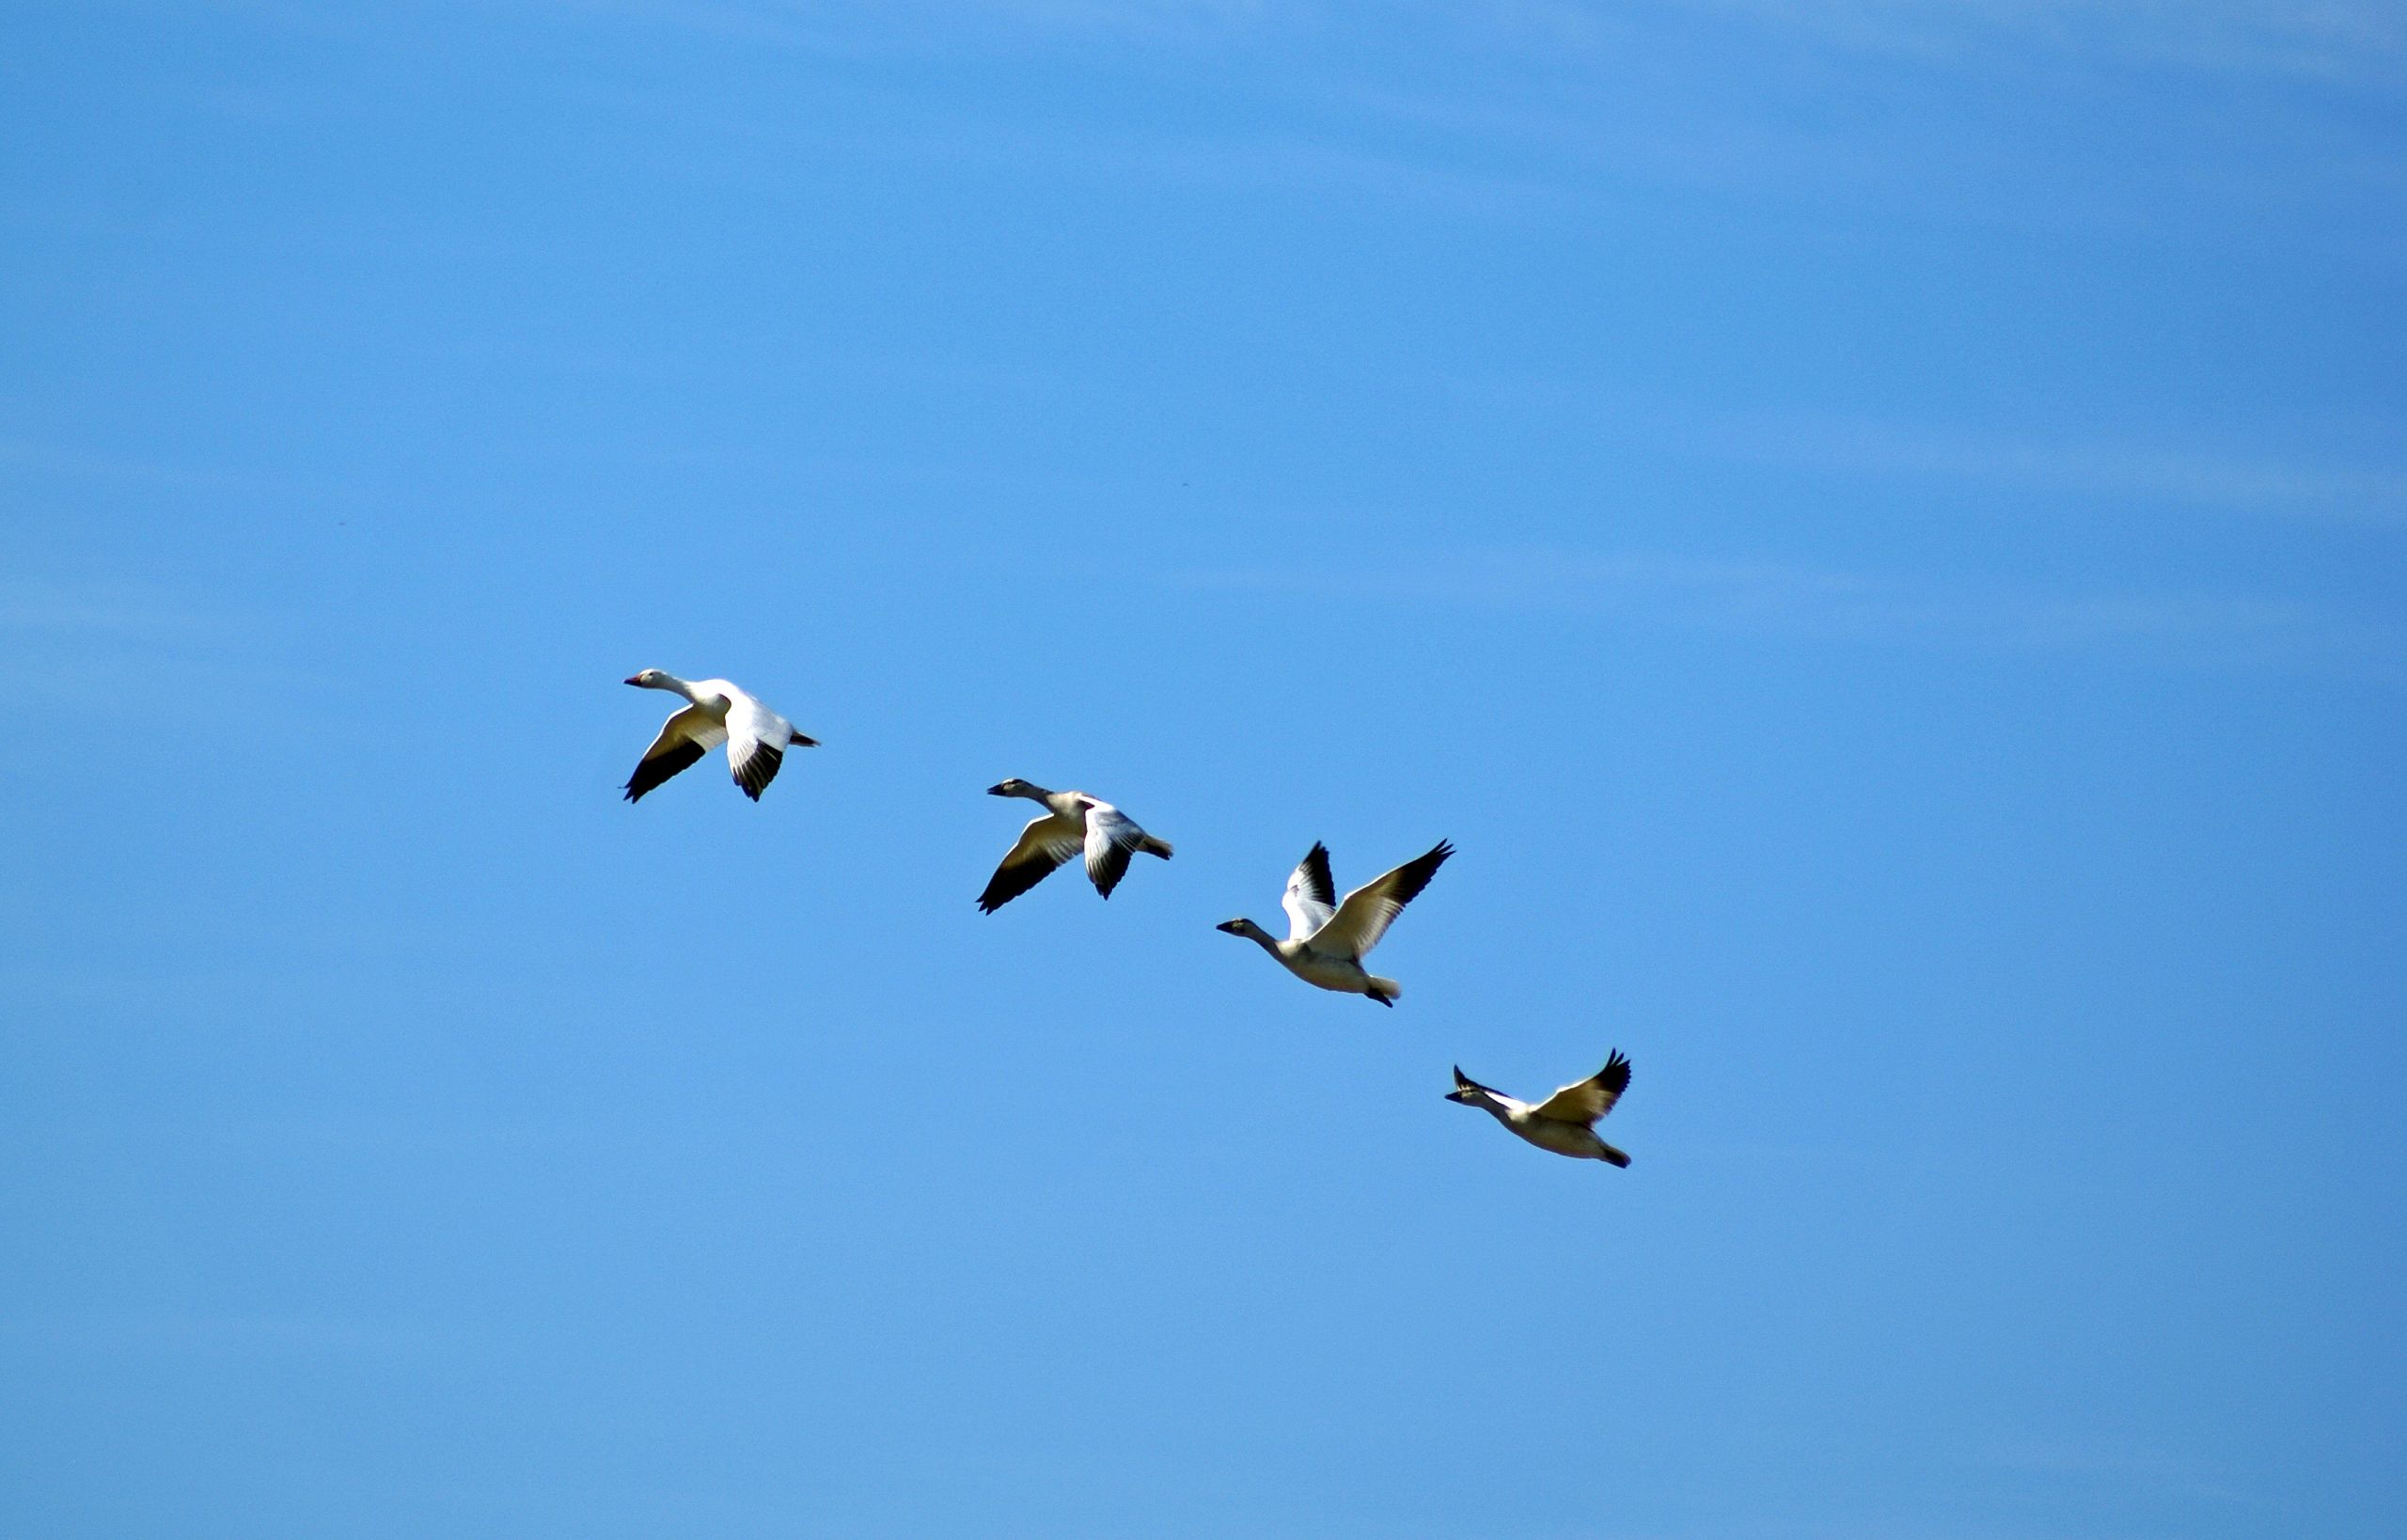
<box><xmin>621</xmin><ymin>669</ymin><xmax>817</xmax><ymax>803</ymax></box>
<box><xmin>977</xmin><ymin>778</ymin><xmax>1173</xmax><ymax>913</ymax></box>
<box><xmin>1446</xmin><ymin>1052</ymin><xmax>1634</xmax><ymax>1167</ymax></box>
<box><xmin>1215</xmin><ymin>840</ymin><xmax>1452</xmax><ymax>1006</ymax></box>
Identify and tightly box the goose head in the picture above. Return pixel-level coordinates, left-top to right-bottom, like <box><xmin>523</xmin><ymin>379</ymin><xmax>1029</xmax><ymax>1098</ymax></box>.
<box><xmin>987</xmin><ymin>778</ymin><xmax>1037</xmax><ymax>798</ymax></box>
<box><xmin>624</xmin><ymin>668</ymin><xmax>671</xmax><ymax>689</ymax></box>
<box><xmin>1216</xmin><ymin>918</ymin><xmax>1270</xmax><ymax>942</ymax></box>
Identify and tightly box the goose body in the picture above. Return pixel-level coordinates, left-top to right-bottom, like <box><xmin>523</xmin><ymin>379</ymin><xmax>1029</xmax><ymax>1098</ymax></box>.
<box><xmin>977</xmin><ymin>778</ymin><xmax>1172</xmax><ymax>913</ymax></box>
<box><xmin>1216</xmin><ymin>840</ymin><xmax>1452</xmax><ymax>1006</ymax></box>
<box><xmin>621</xmin><ymin>669</ymin><xmax>817</xmax><ymax>803</ymax></box>
<box><xmin>1446</xmin><ymin>1052</ymin><xmax>1634</xmax><ymax>1166</ymax></box>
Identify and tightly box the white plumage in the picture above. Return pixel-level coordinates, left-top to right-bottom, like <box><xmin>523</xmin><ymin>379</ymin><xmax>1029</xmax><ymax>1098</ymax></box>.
<box><xmin>1217</xmin><ymin>840</ymin><xmax>1453</xmax><ymax>1006</ymax></box>
<box><xmin>621</xmin><ymin>669</ymin><xmax>817</xmax><ymax>803</ymax></box>
<box><xmin>977</xmin><ymin>779</ymin><xmax>1173</xmax><ymax>913</ymax></box>
<box><xmin>1446</xmin><ymin>1053</ymin><xmax>1635</xmax><ymax>1166</ymax></box>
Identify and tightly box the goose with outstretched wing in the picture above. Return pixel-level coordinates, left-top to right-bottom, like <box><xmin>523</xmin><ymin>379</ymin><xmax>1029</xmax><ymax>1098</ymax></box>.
<box><xmin>977</xmin><ymin>778</ymin><xmax>1173</xmax><ymax>914</ymax></box>
<box><xmin>1216</xmin><ymin>839</ymin><xmax>1452</xmax><ymax>1006</ymax></box>
<box><xmin>1446</xmin><ymin>1052</ymin><xmax>1635</xmax><ymax>1166</ymax></box>
<box><xmin>621</xmin><ymin>669</ymin><xmax>817</xmax><ymax>803</ymax></box>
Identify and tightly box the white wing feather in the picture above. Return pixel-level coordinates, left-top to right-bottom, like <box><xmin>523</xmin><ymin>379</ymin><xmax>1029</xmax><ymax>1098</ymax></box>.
<box><xmin>1083</xmin><ymin>803</ymin><xmax>1152</xmax><ymax>898</ymax></box>
<box><xmin>720</xmin><ymin>687</ymin><xmax>796</xmax><ymax>798</ymax></box>
<box><xmin>1282</xmin><ymin>845</ymin><xmax>1336</xmax><ymax>942</ymax></box>
<box><xmin>722</xmin><ymin>690</ymin><xmax>785</xmax><ymax>767</ymax></box>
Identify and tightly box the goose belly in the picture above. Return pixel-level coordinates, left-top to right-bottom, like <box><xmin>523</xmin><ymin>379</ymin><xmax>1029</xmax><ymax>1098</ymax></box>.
<box><xmin>1282</xmin><ymin>949</ymin><xmax>1369</xmax><ymax>993</ymax></box>
<box><xmin>1512</xmin><ymin>1119</ymin><xmax>1604</xmax><ymax>1159</ymax></box>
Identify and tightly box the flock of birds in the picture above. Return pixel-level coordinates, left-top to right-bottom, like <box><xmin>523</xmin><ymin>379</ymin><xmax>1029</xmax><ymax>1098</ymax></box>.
<box><xmin>621</xmin><ymin>668</ymin><xmax>1639</xmax><ymax>1168</ymax></box>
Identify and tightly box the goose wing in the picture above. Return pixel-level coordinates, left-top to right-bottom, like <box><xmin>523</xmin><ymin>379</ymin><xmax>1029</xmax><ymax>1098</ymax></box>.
<box><xmin>723</xmin><ymin>690</ymin><xmax>791</xmax><ymax>801</ymax></box>
<box><xmin>1529</xmin><ymin>1051</ymin><xmax>1632</xmax><ymax>1126</ymax></box>
<box><xmin>1307</xmin><ymin>839</ymin><xmax>1453</xmax><ymax>958</ymax></box>
<box><xmin>624</xmin><ymin>705</ymin><xmax>728</xmax><ymax>802</ymax></box>
<box><xmin>1083</xmin><ymin>803</ymin><xmax>1151</xmax><ymax>900</ymax></box>
<box><xmin>1281</xmin><ymin>842</ymin><xmax>1337</xmax><ymax>941</ymax></box>
<box><xmin>978</xmin><ymin>813</ymin><xmax>1086</xmax><ymax>913</ymax></box>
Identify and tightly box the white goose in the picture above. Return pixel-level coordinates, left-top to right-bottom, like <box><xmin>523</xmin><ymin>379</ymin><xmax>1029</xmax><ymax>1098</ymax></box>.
<box><xmin>621</xmin><ymin>669</ymin><xmax>817</xmax><ymax>803</ymax></box>
<box><xmin>1215</xmin><ymin>840</ymin><xmax>1452</xmax><ymax>1006</ymax></box>
<box><xmin>978</xmin><ymin>778</ymin><xmax>1173</xmax><ymax>913</ymax></box>
<box><xmin>1446</xmin><ymin>1052</ymin><xmax>1634</xmax><ymax>1167</ymax></box>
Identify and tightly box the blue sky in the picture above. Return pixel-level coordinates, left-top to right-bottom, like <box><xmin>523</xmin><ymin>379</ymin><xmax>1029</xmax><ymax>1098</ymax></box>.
<box><xmin>4</xmin><ymin>3</ymin><xmax>2403</xmax><ymax>1535</ymax></box>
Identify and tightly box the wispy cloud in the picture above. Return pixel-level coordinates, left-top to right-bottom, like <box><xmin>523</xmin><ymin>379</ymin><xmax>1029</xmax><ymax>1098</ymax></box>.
<box><xmin>1641</xmin><ymin>0</ymin><xmax>2407</xmax><ymax>86</ymax></box>
<box><xmin>1713</xmin><ymin>414</ymin><xmax>2407</xmax><ymax>526</ymax></box>
<box><xmin>606</xmin><ymin>64</ymin><xmax>1566</xmax><ymax>214</ymax></box>
<box><xmin>561</xmin><ymin>0</ymin><xmax>2407</xmax><ymax>85</ymax></box>
<box><xmin>1178</xmin><ymin>548</ymin><xmax>2407</xmax><ymax>671</ymax></box>
<box><xmin>1973</xmin><ymin>1432</ymin><xmax>2246</xmax><ymax>1505</ymax></box>
<box><xmin>561</xmin><ymin>0</ymin><xmax>1274</xmax><ymax>54</ymax></box>
<box><xmin>0</xmin><ymin>581</ymin><xmax>209</xmax><ymax>638</ymax></box>
<box><xmin>1435</xmin><ymin>385</ymin><xmax>2407</xmax><ymax>526</ymax></box>
<box><xmin>1</xmin><ymin>1310</ymin><xmax>448</xmax><ymax>1358</ymax></box>
<box><xmin>523</xmin><ymin>0</ymin><xmax>2406</xmax><ymax>245</ymax></box>
<box><xmin>0</xmin><ymin>578</ymin><xmax>258</xmax><ymax>737</ymax></box>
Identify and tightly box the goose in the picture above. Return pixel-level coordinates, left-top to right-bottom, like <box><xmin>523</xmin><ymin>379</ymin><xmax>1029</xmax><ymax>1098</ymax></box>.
<box><xmin>977</xmin><ymin>779</ymin><xmax>1173</xmax><ymax>913</ymax></box>
<box><xmin>1215</xmin><ymin>840</ymin><xmax>1452</xmax><ymax>1006</ymax></box>
<box><xmin>1446</xmin><ymin>1052</ymin><xmax>1634</xmax><ymax>1167</ymax></box>
<box><xmin>621</xmin><ymin>669</ymin><xmax>817</xmax><ymax>803</ymax></box>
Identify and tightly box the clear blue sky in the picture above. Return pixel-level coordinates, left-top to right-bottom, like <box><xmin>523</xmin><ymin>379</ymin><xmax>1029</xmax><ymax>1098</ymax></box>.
<box><xmin>5</xmin><ymin>3</ymin><xmax>2403</xmax><ymax>1536</ymax></box>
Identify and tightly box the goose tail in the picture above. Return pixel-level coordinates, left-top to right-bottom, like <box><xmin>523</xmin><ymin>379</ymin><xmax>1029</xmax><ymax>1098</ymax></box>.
<box><xmin>1597</xmin><ymin>1142</ymin><xmax>1631</xmax><ymax>1169</ymax></box>
<box><xmin>1141</xmin><ymin>836</ymin><xmax>1174</xmax><ymax>859</ymax></box>
<box><xmin>1365</xmin><ymin>975</ymin><xmax>1402</xmax><ymax>1006</ymax></box>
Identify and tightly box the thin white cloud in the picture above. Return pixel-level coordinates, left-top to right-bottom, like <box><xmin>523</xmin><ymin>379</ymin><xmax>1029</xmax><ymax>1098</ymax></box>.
<box><xmin>558</xmin><ymin>0</ymin><xmax>1277</xmax><ymax>53</ymax></box>
<box><xmin>0</xmin><ymin>578</ymin><xmax>264</xmax><ymax>739</ymax></box>
<box><xmin>556</xmin><ymin>0</ymin><xmax>2407</xmax><ymax>85</ymax></box>
<box><xmin>1714</xmin><ymin>415</ymin><xmax>2407</xmax><ymax>526</ymax></box>
<box><xmin>1</xmin><ymin>1310</ymin><xmax>447</xmax><ymax>1357</ymax></box>
<box><xmin>1177</xmin><ymin>547</ymin><xmax>2407</xmax><ymax>671</ymax></box>
<box><xmin>1640</xmin><ymin>0</ymin><xmax>2407</xmax><ymax>85</ymax></box>
<box><xmin>1974</xmin><ymin>1433</ymin><xmax>2246</xmax><ymax>1504</ymax></box>
<box><xmin>1431</xmin><ymin>385</ymin><xmax>2407</xmax><ymax>526</ymax></box>
<box><xmin>484</xmin><ymin>0</ymin><xmax>2407</xmax><ymax>250</ymax></box>
<box><xmin>0</xmin><ymin>581</ymin><xmax>207</xmax><ymax>638</ymax></box>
